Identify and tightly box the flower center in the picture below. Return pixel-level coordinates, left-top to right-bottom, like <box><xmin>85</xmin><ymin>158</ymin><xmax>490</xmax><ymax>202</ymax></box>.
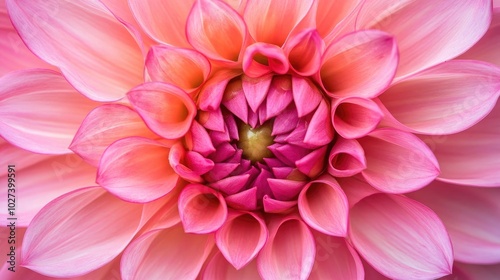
<box><xmin>237</xmin><ymin>122</ymin><xmax>274</xmax><ymax>162</ymax></box>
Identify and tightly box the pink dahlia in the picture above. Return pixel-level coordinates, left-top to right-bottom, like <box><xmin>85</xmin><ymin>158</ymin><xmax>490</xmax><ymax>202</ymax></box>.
<box><xmin>1</xmin><ymin>0</ymin><xmax>500</xmax><ymax>279</ymax></box>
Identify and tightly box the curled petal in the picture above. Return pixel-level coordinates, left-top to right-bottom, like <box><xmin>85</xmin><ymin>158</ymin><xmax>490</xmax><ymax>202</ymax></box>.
<box><xmin>243</xmin><ymin>43</ymin><xmax>289</xmax><ymax>78</ymax></box>
<box><xmin>186</xmin><ymin>0</ymin><xmax>247</xmax><ymax>62</ymax></box>
<box><xmin>284</xmin><ymin>29</ymin><xmax>325</xmax><ymax>76</ymax></box>
<box><xmin>331</xmin><ymin>97</ymin><xmax>383</xmax><ymax>139</ymax></box>
<box><xmin>146</xmin><ymin>45</ymin><xmax>211</xmax><ymax>92</ymax></box>
<box><xmin>408</xmin><ymin>181</ymin><xmax>500</xmax><ymax>264</ymax></box>
<box><xmin>291</xmin><ymin>77</ymin><xmax>322</xmax><ymax>117</ymax></box>
<box><xmin>21</xmin><ymin>187</ymin><xmax>144</xmax><ymax>277</ymax></box>
<box><xmin>257</xmin><ymin>214</ymin><xmax>315</xmax><ymax>280</ymax></box>
<box><xmin>203</xmin><ymin>252</ymin><xmax>261</xmax><ymax>280</ymax></box>
<box><xmin>262</xmin><ymin>195</ymin><xmax>297</xmax><ymax>213</ymax></box>
<box><xmin>296</xmin><ymin>146</ymin><xmax>328</xmax><ymax>178</ymax></box>
<box><xmin>97</xmin><ymin>137</ymin><xmax>178</xmax><ymax>203</ymax></box>
<box><xmin>356</xmin><ymin>0</ymin><xmax>492</xmax><ymax>77</ymax></box>
<box><xmin>304</xmin><ymin>100</ymin><xmax>334</xmax><ymax>146</ymax></box>
<box><xmin>0</xmin><ymin>69</ymin><xmax>97</xmax><ymax>154</ymax></box>
<box><xmin>70</xmin><ymin>104</ymin><xmax>158</xmax><ymax>166</ymax></box>
<box><xmin>7</xmin><ymin>0</ymin><xmax>144</xmax><ymax>101</ymax></box>
<box><xmin>127</xmin><ymin>82</ymin><xmax>196</xmax><ymax>139</ymax></box>
<box><xmin>380</xmin><ymin>60</ymin><xmax>500</xmax><ymax>135</ymax></box>
<box><xmin>359</xmin><ymin>129</ymin><xmax>440</xmax><ymax>193</ymax></box>
<box><xmin>168</xmin><ymin>143</ymin><xmax>214</xmax><ymax>183</ymax></box>
<box><xmin>319</xmin><ymin>30</ymin><xmax>398</xmax><ymax>98</ymax></box>
<box><xmin>328</xmin><ymin>138</ymin><xmax>366</xmax><ymax>177</ymax></box>
<box><xmin>349</xmin><ymin>194</ymin><xmax>453</xmax><ymax>280</ymax></box>
<box><xmin>178</xmin><ymin>184</ymin><xmax>228</xmax><ymax>234</ymax></box>
<box><xmin>121</xmin><ymin>226</ymin><xmax>214</xmax><ymax>280</ymax></box>
<box><xmin>216</xmin><ymin>211</ymin><xmax>268</xmax><ymax>269</ymax></box>
<box><xmin>298</xmin><ymin>175</ymin><xmax>349</xmax><ymax>236</ymax></box>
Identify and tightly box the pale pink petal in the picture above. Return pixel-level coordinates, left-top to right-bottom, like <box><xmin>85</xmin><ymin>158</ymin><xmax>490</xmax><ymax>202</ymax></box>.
<box><xmin>97</xmin><ymin>137</ymin><xmax>179</xmax><ymax>203</ymax></box>
<box><xmin>0</xmin><ymin>0</ymin><xmax>55</xmax><ymax>75</ymax></box>
<box><xmin>139</xmin><ymin>191</ymin><xmax>181</xmax><ymax>232</ymax></box>
<box><xmin>0</xmin><ymin>144</ymin><xmax>96</xmax><ymax>226</ymax></box>
<box><xmin>359</xmin><ymin>129</ymin><xmax>440</xmax><ymax>193</ymax></box>
<box><xmin>0</xmin><ymin>69</ymin><xmax>97</xmax><ymax>154</ymax></box>
<box><xmin>257</xmin><ymin>214</ymin><xmax>315</xmax><ymax>280</ymax></box>
<box><xmin>7</xmin><ymin>0</ymin><xmax>144</xmax><ymax>101</ymax></box>
<box><xmin>216</xmin><ymin>211</ymin><xmax>268</xmax><ymax>269</ymax></box>
<box><xmin>242</xmin><ymin>43</ymin><xmax>289</xmax><ymax>77</ymax></box>
<box><xmin>244</xmin><ymin>0</ymin><xmax>314</xmax><ymax>46</ymax></box>
<box><xmin>361</xmin><ymin>259</ymin><xmax>391</xmax><ymax>280</ymax></box>
<box><xmin>349</xmin><ymin>194</ymin><xmax>453</xmax><ymax>280</ymax></box>
<box><xmin>70</xmin><ymin>104</ymin><xmax>158</xmax><ymax>167</ymax></box>
<box><xmin>319</xmin><ymin>30</ymin><xmax>398</xmax><ymax>98</ymax></box>
<box><xmin>145</xmin><ymin>45</ymin><xmax>211</xmax><ymax>92</ymax></box>
<box><xmin>337</xmin><ymin>175</ymin><xmax>380</xmax><ymax>208</ymax></box>
<box><xmin>121</xmin><ymin>226</ymin><xmax>214</xmax><ymax>280</ymax></box>
<box><xmin>331</xmin><ymin>97</ymin><xmax>383</xmax><ymax>139</ymax></box>
<box><xmin>178</xmin><ymin>184</ymin><xmax>227</xmax><ymax>234</ymax></box>
<box><xmin>127</xmin><ymin>82</ymin><xmax>197</xmax><ymax>139</ymax></box>
<box><xmin>203</xmin><ymin>252</ymin><xmax>261</xmax><ymax>280</ymax></box>
<box><xmin>420</xmin><ymin>100</ymin><xmax>500</xmax><ymax>187</ymax></box>
<box><xmin>313</xmin><ymin>0</ymin><xmax>362</xmax><ymax>38</ymax></box>
<box><xmin>284</xmin><ymin>29</ymin><xmax>325</xmax><ymax>76</ymax></box>
<box><xmin>356</xmin><ymin>0</ymin><xmax>492</xmax><ymax>77</ymax></box>
<box><xmin>328</xmin><ymin>138</ymin><xmax>366</xmax><ymax>177</ymax></box>
<box><xmin>310</xmin><ymin>232</ymin><xmax>364</xmax><ymax>280</ymax></box>
<box><xmin>187</xmin><ymin>0</ymin><xmax>247</xmax><ymax>62</ymax></box>
<box><xmin>380</xmin><ymin>60</ymin><xmax>500</xmax><ymax>135</ymax></box>
<box><xmin>128</xmin><ymin>0</ymin><xmax>194</xmax><ymax>47</ymax></box>
<box><xmin>198</xmin><ymin>69</ymin><xmax>240</xmax><ymax>111</ymax></box>
<box><xmin>21</xmin><ymin>187</ymin><xmax>144</xmax><ymax>277</ymax></box>
<box><xmin>456</xmin><ymin>262</ymin><xmax>500</xmax><ymax>280</ymax></box>
<box><xmin>298</xmin><ymin>175</ymin><xmax>349</xmax><ymax>236</ymax></box>
<box><xmin>242</xmin><ymin>74</ymin><xmax>273</xmax><ymax>112</ymax></box>
<box><xmin>408</xmin><ymin>181</ymin><xmax>500</xmax><ymax>264</ymax></box>
<box><xmin>459</xmin><ymin>8</ymin><xmax>500</xmax><ymax>66</ymax></box>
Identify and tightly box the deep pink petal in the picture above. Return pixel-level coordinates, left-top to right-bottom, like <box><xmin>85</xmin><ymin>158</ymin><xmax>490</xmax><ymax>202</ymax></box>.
<box><xmin>257</xmin><ymin>214</ymin><xmax>315</xmax><ymax>280</ymax></box>
<box><xmin>319</xmin><ymin>30</ymin><xmax>398</xmax><ymax>98</ymax></box>
<box><xmin>337</xmin><ymin>175</ymin><xmax>380</xmax><ymax>208</ymax></box>
<box><xmin>21</xmin><ymin>187</ymin><xmax>144</xmax><ymax>277</ymax></box>
<box><xmin>331</xmin><ymin>97</ymin><xmax>383</xmax><ymax>139</ymax></box>
<box><xmin>203</xmin><ymin>252</ymin><xmax>260</xmax><ymax>280</ymax></box>
<box><xmin>359</xmin><ymin>129</ymin><xmax>440</xmax><ymax>193</ymax></box>
<box><xmin>298</xmin><ymin>175</ymin><xmax>349</xmax><ymax>236</ymax></box>
<box><xmin>380</xmin><ymin>60</ymin><xmax>500</xmax><ymax>135</ymax></box>
<box><xmin>70</xmin><ymin>104</ymin><xmax>158</xmax><ymax>166</ymax></box>
<box><xmin>291</xmin><ymin>77</ymin><xmax>322</xmax><ymax>117</ymax></box>
<box><xmin>7</xmin><ymin>0</ymin><xmax>144</xmax><ymax>101</ymax></box>
<box><xmin>349</xmin><ymin>194</ymin><xmax>453</xmax><ymax>280</ymax></box>
<box><xmin>97</xmin><ymin>137</ymin><xmax>179</xmax><ymax>203</ymax></box>
<box><xmin>420</xmin><ymin>100</ymin><xmax>500</xmax><ymax>187</ymax></box>
<box><xmin>356</xmin><ymin>0</ymin><xmax>492</xmax><ymax>77</ymax></box>
<box><xmin>242</xmin><ymin>74</ymin><xmax>273</xmax><ymax>112</ymax></box>
<box><xmin>304</xmin><ymin>100</ymin><xmax>334</xmax><ymax>146</ymax></box>
<box><xmin>0</xmin><ymin>69</ymin><xmax>97</xmax><ymax>154</ymax></box>
<box><xmin>456</xmin><ymin>262</ymin><xmax>500</xmax><ymax>280</ymax></box>
<box><xmin>328</xmin><ymin>138</ymin><xmax>366</xmax><ymax>177</ymax></box>
<box><xmin>127</xmin><ymin>82</ymin><xmax>197</xmax><ymax>139</ymax></box>
<box><xmin>216</xmin><ymin>211</ymin><xmax>268</xmax><ymax>269</ymax></box>
<box><xmin>408</xmin><ymin>181</ymin><xmax>500</xmax><ymax>264</ymax></box>
<box><xmin>121</xmin><ymin>226</ymin><xmax>214</xmax><ymax>280</ymax></box>
<box><xmin>284</xmin><ymin>29</ymin><xmax>325</xmax><ymax>76</ymax></box>
<box><xmin>242</xmin><ymin>42</ymin><xmax>289</xmax><ymax>77</ymax></box>
<box><xmin>186</xmin><ymin>0</ymin><xmax>247</xmax><ymax>62</ymax></box>
<box><xmin>178</xmin><ymin>184</ymin><xmax>227</xmax><ymax>234</ymax></box>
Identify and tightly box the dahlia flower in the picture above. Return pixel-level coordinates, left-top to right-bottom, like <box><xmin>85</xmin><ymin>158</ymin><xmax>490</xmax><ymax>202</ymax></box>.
<box><xmin>1</xmin><ymin>0</ymin><xmax>500</xmax><ymax>279</ymax></box>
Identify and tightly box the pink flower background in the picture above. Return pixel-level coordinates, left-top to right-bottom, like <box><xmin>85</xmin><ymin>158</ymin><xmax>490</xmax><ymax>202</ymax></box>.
<box><xmin>1</xmin><ymin>0</ymin><xmax>500</xmax><ymax>279</ymax></box>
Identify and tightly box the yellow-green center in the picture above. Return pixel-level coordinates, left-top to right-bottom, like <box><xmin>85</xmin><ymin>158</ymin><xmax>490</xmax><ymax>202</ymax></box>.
<box><xmin>238</xmin><ymin>122</ymin><xmax>274</xmax><ymax>162</ymax></box>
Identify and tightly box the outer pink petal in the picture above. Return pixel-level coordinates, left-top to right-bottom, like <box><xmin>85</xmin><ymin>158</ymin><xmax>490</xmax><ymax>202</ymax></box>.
<box><xmin>0</xmin><ymin>69</ymin><xmax>97</xmax><ymax>154</ymax></box>
<box><xmin>215</xmin><ymin>211</ymin><xmax>268</xmax><ymax>269</ymax></box>
<box><xmin>97</xmin><ymin>137</ymin><xmax>179</xmax><ymax>203</ymax></box>
<box><xmin>145</xmin><ymin>45</ymin><xmax>211</xmax><ymax>92</ymax></box>
<box><xmin>178</xmin><ymin>184</ymin><xmax>227</xmax><ymax>234</ymax></box>
<box><xmin>284</xmin><ymin>29</ymin><xmax>325</xmax><ymax>76</ymax></box>
<box><xmin>298</xmin><ymin>175</ymin><xmax>349</xmax><ymax>236</ymax></box>
<box><xmin>328</xmin><ymin>138</ymin><xmax>366</xmax><ymax>177</ymax></box>
<box><xmin>420</xmin><ymin>100</ymin><xmax>500</xmax><ymax>187</ymax></box>
<box><xmin>319</xmin><ymin>30</ymin><xmax>398</xmax><ymax>98</ymax></box>
<box><xmin>257</xmin><ymin>214</ymin><xmax>315</xmax><ymax>280</ymax></box>
<box><xmin>21</xmin><ymin>187</ymin><xmax>144</xmax><ymax>277</ymax></box>
<box><xmin>127</xmin><ymin>82</ymin><xmax>197</xmax><ymax>139</ymax></box>
<box><xmin>380</xmin><ymin>60</ymin><xmax>500</xmax><ymax>135</ymax></box>
<box><xmin>121</xmin><ymin>226</ymin><xmax>214</xmax><ymax>280</ymax></box>
<box><xmin>359</xmin><ymin>129</ymin><xmax>440</xmax><ymax>193</ymax></box>
<box><xmin>408</xmin><ymin>181</ymin><xmax>500</xmax><ymax>264</ymax></box>
<box><xmin>349</xmin><ymin>194</ymin><xmax>453</xmax><ymax>280</ymax></box>
<box><xmin>244</xmin><ymin>0</ymin><xmax>314</xmax><ymax>46</ymax></box>
<box><xmin>186</xmin><ymin>0</ymin><xmax>247</xmax><ymax>62</ymax></box>
<box><xmin>459</xmin><ymin>8</ymin><xmax>500</xmax><ymax>66</ymax></box>
<box><xmin>312</xmin><ymin>0</ymin><xmax>362</xmax><ymax>38</ymax></box>
<box><xmin>128</xmin><ymin>0</ymin><xmax>194</xmax><ymax>47</ymax></box>
<box><xmin>0</xmin><ymin>142</ymin><xmax>96</xmax><ymax>227</ymax></box>
<box><xmin>356</xmin><ymin>0</ymin><xmax>492</xmax><ymax>77</ymax></box>
<box><xmin>70</xmin><ymin>104</ymin><xmax>158</xmax><ymax>167</ymax></box>
<box><xmin>7</xmin><ymin>0</ymin><xmax>144</xmax><ymax>101</ymax></box>
<box><xmin>203</xmin><ymin>252</ymin><xmax>261</xmax><ymax>280</ymax></box>
<box><xmin>309</xmin><ymin>232</ymin><xmax>364</xmax><ymax>280</ymax></box>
